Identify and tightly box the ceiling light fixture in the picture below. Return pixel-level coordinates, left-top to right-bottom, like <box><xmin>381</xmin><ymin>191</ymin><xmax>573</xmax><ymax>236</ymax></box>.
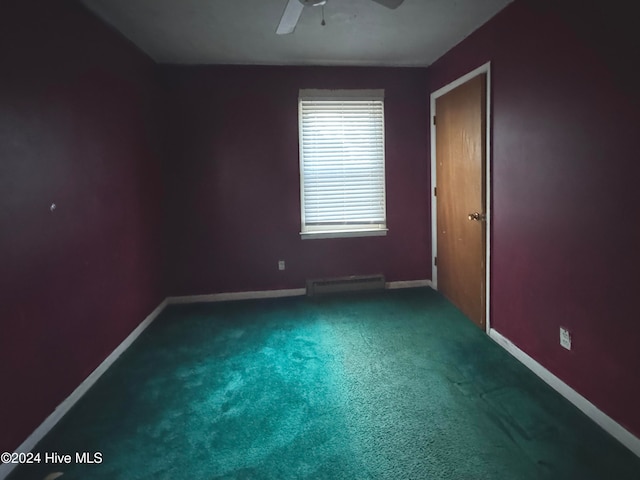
<box><xmin>276</xmin><ymin>0</ymin><xmax>403</xmax><ymax>35</ymax></box>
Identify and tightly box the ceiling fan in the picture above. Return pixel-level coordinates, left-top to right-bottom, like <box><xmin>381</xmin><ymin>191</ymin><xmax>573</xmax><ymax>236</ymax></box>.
<box><xmin>276</xmin><ymin>0</ymin><xmax>404</xmax><ymax>35</ymax></box>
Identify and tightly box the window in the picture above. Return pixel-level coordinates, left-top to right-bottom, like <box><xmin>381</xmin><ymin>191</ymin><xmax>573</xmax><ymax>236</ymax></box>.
<box><xmin>298</xmin><ymin>89</ymin><xmax>387</xmax><ymax>239</ymax></box>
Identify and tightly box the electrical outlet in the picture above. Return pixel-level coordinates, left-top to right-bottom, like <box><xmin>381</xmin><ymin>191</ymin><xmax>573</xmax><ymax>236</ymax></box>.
<box><xmin>560</xmin><ymin>327</ymin><xmax>571</xmax><ymax>350</ymax></box>
<box><xmin>278</xmin><ymin>260</ymin><xmax>285</xmax><ymax>271</ymax></box>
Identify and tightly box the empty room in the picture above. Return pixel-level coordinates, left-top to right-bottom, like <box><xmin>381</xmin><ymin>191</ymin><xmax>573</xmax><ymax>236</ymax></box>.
<box><xmin>1</xmin><ymin>0</ymin><xmax>639</xmax><ymax>478</ymax></box>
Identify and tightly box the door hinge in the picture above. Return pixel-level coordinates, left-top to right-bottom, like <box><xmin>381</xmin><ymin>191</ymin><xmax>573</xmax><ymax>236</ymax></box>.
<box><xmin>434</xmin><ymin>256</ymin><xmax>438</xmax><ymax>266</ymax></box>
<box><xmin>434</xmin><ymin>187</ymin><xmax>437</xmax><ymax>197</ymax></box>
<box><xmin>433</xmin><ymin>116</ymin><xmax>436</xmax><ymax>126</ymax></box>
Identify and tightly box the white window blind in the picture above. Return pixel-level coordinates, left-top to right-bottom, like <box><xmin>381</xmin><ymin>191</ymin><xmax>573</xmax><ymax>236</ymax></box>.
<box><xmin>299</xmin><ymin>90</ymin><xmax>387</xmax><ymax>239</ymax></box>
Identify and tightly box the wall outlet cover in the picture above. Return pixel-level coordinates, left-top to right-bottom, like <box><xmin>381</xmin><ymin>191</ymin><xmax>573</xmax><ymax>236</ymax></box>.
<box><xmin>560</xmin><ymin>327</ymin><xmax>571</xmax><ymax>350</ymax></box>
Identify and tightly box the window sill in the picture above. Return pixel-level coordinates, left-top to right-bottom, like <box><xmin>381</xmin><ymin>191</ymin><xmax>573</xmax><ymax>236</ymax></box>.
<box><xmin>300</xmin><ymin>229</ymin><xmax>388</xmax><ymax>240</ymax></box>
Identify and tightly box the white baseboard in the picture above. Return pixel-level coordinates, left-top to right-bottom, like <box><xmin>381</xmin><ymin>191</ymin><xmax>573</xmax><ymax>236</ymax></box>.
<box><xmin>386</xmin><ymin>279</ymin><xmax>432</xmax><ymax>289</ymax></box>
<box><xmin>167</xmin><ymin>281</ymin><xmax>433</xmax><ymax>305</ymax></box>
<box><xmin>166</xmin><ymin>288</ymin><xmax>307</xmax><ymax>305</ymax></box>
<box><xmin>0</xmin><ymin>299</ymin><xmax>169</xmax><ymax>480</ymax></box>
<box><xmin>489</xmin><ymin>328</ymin><xmax>640</xmax><ymax>458</ymax></box>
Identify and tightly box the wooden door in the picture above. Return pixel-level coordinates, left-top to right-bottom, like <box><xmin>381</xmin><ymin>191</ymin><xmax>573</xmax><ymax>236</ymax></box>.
<box><xmin>435</xmin><ymin>74</ymin><xmax>487</xmax><ymax>328</ymax></box>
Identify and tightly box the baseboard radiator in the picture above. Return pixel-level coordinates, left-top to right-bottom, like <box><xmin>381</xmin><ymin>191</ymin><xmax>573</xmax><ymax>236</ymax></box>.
<box><xmin>306</xmin><ymin>274</ymin><xmax>386</xmax><ymax>296</ymax></box>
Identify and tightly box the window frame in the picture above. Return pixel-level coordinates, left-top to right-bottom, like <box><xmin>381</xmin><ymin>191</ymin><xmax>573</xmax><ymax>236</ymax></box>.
<box><xmin>298</xmin><ymin>89</ymin><xmax>388</xmax><ymax>240</ymax></box>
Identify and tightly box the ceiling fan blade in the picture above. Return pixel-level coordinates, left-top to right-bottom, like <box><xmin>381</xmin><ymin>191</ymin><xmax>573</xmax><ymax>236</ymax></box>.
<box><xmin>277</xmin><ymin>0</ymin><xmax>305</xmax><ymax>35</ymax></box>
<box><xmin>369</xmin><ymin>0</ymin><xmax>404</xmax><ymax>9</ymax></box>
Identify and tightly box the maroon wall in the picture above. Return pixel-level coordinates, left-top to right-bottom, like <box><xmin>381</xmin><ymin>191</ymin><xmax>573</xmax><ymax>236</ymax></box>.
<box><xmin>160</xmin><ymin>66</ymin><xmax>431</xmax><ymax>296</ymax></box>
<box><xmin>0</xmin><ymin>1</ymin><xmax>164</xmax><ymax>452</ymax></box>
<box><xmin>428</xmin><ymin>0</ymin><xmax>640</xmax><ymax>436</ymax></box>
<box><xmin>9</xmin><ymin>0</ymin><xmax>636</xmax><ymax>458</ymax></box>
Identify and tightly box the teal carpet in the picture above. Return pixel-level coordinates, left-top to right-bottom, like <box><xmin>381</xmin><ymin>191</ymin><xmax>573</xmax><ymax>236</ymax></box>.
<box><xmin>8</xmin><ymin>288</ymin><xmax>640</xmax><ymax>479</ymax></box>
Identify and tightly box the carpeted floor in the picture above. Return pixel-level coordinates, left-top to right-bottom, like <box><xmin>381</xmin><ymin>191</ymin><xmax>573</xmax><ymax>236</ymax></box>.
<box><xmin>8</xmin><ymin>288</ymin><xmax>640</xmax><ymax>479</ymax></box>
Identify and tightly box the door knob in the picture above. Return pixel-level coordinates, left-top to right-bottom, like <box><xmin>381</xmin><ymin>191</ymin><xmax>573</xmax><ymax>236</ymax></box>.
<box><xmin>468</xmin><ymin>212</ymin><xmax>486</xmax><ymax>221</ymax></box>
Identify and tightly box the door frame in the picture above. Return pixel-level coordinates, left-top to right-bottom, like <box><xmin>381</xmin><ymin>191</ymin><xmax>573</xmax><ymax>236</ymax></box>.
<box><xmin>430</xmin><ymin>62</ymin><xmax>492</xmax><ymax>333</ymax></box>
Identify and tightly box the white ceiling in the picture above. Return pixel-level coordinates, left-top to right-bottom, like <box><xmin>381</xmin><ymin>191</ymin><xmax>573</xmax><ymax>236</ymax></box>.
<box><xmin>80</xmin><ymin>0</ymin><xmax>513</xmax><ymax>67</ymax></box>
